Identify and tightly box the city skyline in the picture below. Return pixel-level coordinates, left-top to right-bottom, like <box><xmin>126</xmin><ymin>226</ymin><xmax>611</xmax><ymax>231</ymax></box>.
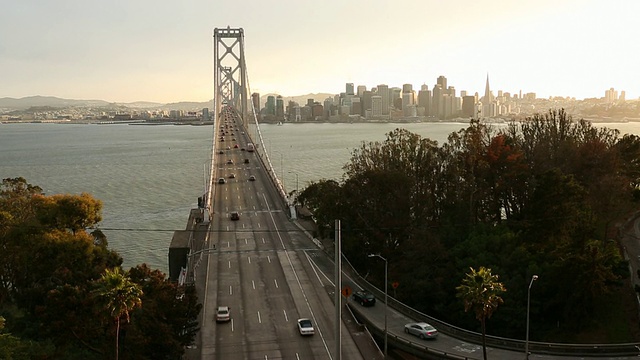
<box><xmin>1</xmin><ymin>0</ymin><xmax>639</xmax><ymax>103</ymax></box>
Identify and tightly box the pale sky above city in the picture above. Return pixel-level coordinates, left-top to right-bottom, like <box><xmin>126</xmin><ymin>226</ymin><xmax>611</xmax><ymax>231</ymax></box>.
<box><xmin>1</xmin><ymin>0</ymin><xmax>638</xmax><ymax>103</ymax></box>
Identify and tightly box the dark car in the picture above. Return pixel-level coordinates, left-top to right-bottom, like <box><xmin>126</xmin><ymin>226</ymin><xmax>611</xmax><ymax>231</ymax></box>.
<box><xmin>244</xmin><ymin>158</ymin><xmax>249</xmax><ymax>164</ymax></box>
<box><xmin>226</xmin><ymin>159</ymin><xmax>233</xmax><ymax>165</ymax></box>
<box><xmin>352</xmin><ymin>290</ymin><xmax>376</xmax><ymax>306</ymax></box>
<box><xmin>230</xmin><ymin>211</ymin><xmax>240</xmax><ymax>221</ymax></box>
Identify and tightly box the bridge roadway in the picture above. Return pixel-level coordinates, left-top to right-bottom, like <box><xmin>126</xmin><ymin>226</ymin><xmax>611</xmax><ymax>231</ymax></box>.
<box><xmin>193</xmin><ymin>112</ymin><xmax>366</xmax><ymax>359</ymax></box>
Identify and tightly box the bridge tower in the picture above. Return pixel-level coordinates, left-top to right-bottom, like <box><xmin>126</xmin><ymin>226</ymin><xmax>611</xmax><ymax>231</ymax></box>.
<box><xmin>213</xmin><ymin>27</ymin><xmax>248</xmax><ymax>123</ymax></box>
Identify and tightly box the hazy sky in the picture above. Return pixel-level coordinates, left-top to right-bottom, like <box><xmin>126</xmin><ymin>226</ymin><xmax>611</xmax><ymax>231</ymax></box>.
<box><xmin>1</xmin><ymin>0</ymin><xmax>638</xmax><ymax>103</ymax></box>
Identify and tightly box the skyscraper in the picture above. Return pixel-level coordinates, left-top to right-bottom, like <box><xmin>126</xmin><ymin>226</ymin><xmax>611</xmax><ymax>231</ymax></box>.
<box><xmin>346</xmin><ymin>83</ymin><xmax>355</xmax><ymax>95</ymax></box>
<box><xmin>376</xmin><ymin>84</ymin><xmax>390</xmax><ymax>115</ymax></box>
<box><xmin>437</xmin><ymin>76</ymin><xmax>447</xmax><ymax>91</ymax></box>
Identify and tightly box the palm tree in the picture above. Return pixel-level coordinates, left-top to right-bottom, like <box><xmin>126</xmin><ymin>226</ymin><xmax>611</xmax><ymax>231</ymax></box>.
<box><xmin>456</xmin><ymin>266</ymin><xmax>506</xmax><ymax>360</ymax></box>
<box><xmin>94</xmin><ymin>267</ymin><xmax>143</xmax><ymax>360</ymax></box>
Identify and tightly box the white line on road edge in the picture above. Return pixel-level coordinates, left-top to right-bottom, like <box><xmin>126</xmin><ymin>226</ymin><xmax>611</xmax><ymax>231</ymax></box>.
<box><xmin>262</xmin><ymin>193</ymin><xmax>333</xmax><ymax>360</ymax></box>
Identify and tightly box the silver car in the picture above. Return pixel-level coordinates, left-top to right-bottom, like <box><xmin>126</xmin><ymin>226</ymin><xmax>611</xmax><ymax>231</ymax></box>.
<box><xmin>404</xmin><ymin>322</ymin><xmax>438</xmax><ymax>339</ymax></box>
<box><xmin>297</xmin><ymin>318</ymin><xmax>315</xmax><ymax>336</ymax></box>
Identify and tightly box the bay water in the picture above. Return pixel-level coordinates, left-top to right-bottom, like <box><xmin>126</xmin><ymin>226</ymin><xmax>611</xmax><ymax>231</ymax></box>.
<box><xmin>1</xmin><ymin>121</ymin><xmax>637</xmax><ymax>272</ymax></box>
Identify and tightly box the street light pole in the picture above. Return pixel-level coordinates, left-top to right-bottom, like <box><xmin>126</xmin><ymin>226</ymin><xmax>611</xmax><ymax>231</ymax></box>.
<box><xmin>369</xmin><ymin>254</ymin><xmax>388</xmax><ymax>359</ymax></box>
<box><xmin>525</xmin><ymin>275</ymin><xmax>538</xmax><ymax>359</ymax></box>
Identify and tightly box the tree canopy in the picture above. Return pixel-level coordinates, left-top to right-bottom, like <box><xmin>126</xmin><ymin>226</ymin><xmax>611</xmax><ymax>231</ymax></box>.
<box><xmin>0</xmin><ymin>177</ymin><xmax>201</xmax><ymax>359</ymax></box>
<box><xmin>299</xmin><ymin>109</ymin><xmax>636</xmax><ymax>341</ymax></box>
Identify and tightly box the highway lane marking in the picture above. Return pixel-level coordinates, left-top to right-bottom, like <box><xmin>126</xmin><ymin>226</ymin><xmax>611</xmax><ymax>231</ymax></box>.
<box><xmin>283</xmin><ymin>309</ymin><xmax>288</xmax><ymax>322</ymax></box>
<box><xmin>304</xmin><ymin>251</ymin><xmax>325</xmax><ymax>286</ymax></box>
<box><xmin>227</xmin><ymin>241</ymin><xmax>229</xmax><ymax>247</ymax></box>
<box><xmin>295</xmin><ymin>354</ymin><xmax>300</xmax><ymax>360</ymax></box>
<box><xmin>231</xmin><ymin>319</ymin><xmax>234</xmax><ymax>332</ymax></box>
<box><xmin>274</xmin><ymin>279</ymin><xmax>279</xmax><ymax>288</ymax></box>
<box><xmin>258</xmin><ymin>222</ymin><xmax>261</xmax><ymax>228</ymax></box>
<box><xmin>228</xmin><ymin>261</ymin><xmax>231</xmax><ymax>269</ymax></box>
<box><xmin>267</xmin><ymin>255</ymin><xmax>271</xmax><ymax>263</ymax></box>
<box><xmin>262</xmin><ymin>238</ymin><xmax>265</xmax><ymax>244</ymax></box>
<box><xmin>261</xmin><ymin>193</ymin><xmax>333</xmax><ymax>359</ymax></box>
<box><xmin>257</xmin><ymin>311</ymin><xmax>262</xmax><ymax>323</ymax></box>
<box><xmin>229</xmin><ymin>285</ymin><xmax>233</xmax><ymax>295</ymax></box>
<box><xmin>245</xmin><ymin>239</ymin><xmax>248</xmax><ymax>244</ymax></box>
<box><xmin>252</xmin><ymin>280</ymin><xmax>256</xmax><ymax>289</ymax></box>
<box><xmin>248</xmin><ymin>256</ymin><xmax>251</xmax><ymax>264</ymax></box>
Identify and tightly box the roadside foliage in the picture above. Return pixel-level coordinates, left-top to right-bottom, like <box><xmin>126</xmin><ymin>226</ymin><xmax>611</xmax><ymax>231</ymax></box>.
<box><xmin>298</xmin><ymin>109</ymin><xmax>637</xmax><ymax>341</ymax></box>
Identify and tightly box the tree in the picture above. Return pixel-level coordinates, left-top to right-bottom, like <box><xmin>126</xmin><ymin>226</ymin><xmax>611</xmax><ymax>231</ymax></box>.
<box><xmin>94</xmin><ymin>268</ymin><xmax>143</xmax><ymax>360</ymax></box>
<box><xmin>456</xmin><ymin>266</ymin><xmax>506</xmax><ymax>360</ymax></box>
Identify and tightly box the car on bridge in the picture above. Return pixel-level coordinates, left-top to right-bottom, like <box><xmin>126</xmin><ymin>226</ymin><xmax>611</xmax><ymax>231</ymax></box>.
<box><xmin>218</xmin><ymin>178</ymin><xmax>226</xmax><ymax>184</ymax></box>
<box><xmin>230</xmin><ymin>211</ymin><xmax>240</xmax><ymax>221</ymax></box>
<box><xmin>404</xmin><ymin>322</ymin><xmax>438</xmax><ymax>339</ymax></box>
<box><xmin>226</xmin><ymin>159</ymin><xmax>233</xmax><ymax>164</ymax></box>
<box><xmin>297</xmin><ymin>318</ymin><xmax>314</xmax><ymax>336</ymax></box>
<box><xmin>249</xmin><ymin>175</ymin><xmax>256</xmax><ymax>181</ymax></box>
<box><xmin>244</xmin><ymin>158</ymin><xmax>250</xmax><ymax>164</ymax></box>
<box><xmin>352</xmin><ymin>290</ymin><xmax>376</xmax><ymax>306</ymax></box>
<box><xmin>215</xmin><ymin>306</ymin><xmax>231</xmax><ymax>322</ymax></box>
<box><xmin>229</xmin><ymin>173</ymin><xmax>235</xmax><ymax>178</ymax></box>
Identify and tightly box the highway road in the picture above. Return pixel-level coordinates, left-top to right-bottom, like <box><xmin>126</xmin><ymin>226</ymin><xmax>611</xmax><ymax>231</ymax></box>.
<box><xmin>195</xmin><ymin>109</ymin><xmax>364</xmax><ymax>359</ymax></box>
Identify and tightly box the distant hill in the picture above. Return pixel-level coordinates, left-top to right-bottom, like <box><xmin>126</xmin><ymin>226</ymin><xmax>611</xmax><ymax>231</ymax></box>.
<box><xmin>0</xmin><ymin>96</ymin><xmax>110</xmax><ymax>110</ymax></box>
<box><xmin>0</xmin><ymin>93</ymin><xmax>338</xmax><ymax>112</ymax></box>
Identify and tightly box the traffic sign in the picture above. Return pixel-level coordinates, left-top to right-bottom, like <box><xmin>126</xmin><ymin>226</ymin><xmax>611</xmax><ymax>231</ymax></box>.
<box><xmin>341</xmin><ymin>285</ymin><xmax>352</xmax><ymax>298</ymax></box>
<box><xmin>392</xmin><ymin>281</ymin><xmax>400</xmax><ymax>289</ymax></box>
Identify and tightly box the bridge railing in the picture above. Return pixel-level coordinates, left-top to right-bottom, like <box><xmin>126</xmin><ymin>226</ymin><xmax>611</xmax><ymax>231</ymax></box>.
<box><xmin>340</xmin><ymin>253</ymin><xmax>640</xmax><ymax>357</ymax></box>
<box><xmin>245</xmin><ymin>107</ymin><xmax>290</xmax><ymax>209</ymax></box>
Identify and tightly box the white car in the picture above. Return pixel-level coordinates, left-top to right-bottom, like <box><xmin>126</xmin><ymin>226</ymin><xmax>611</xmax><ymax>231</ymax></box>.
<box><xmin>404</xmin><ymin>322</ymin><xmax>438</xmax><ymax>339</ymax></box>
<box><xmin>297</xmin><ymin>318</ymin><xmax>315</xmax><ymax>336</ymax></box>
<box><xmin>216</xmin><ymin>306</ymin><xmax>231</xmax><ymax>322</ymax></box>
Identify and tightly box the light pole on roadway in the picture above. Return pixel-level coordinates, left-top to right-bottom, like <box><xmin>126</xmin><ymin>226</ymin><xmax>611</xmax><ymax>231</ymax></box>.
<box><xmin>525</xmin><ymin>274</ymin><xmax>538</xmax><ymax>359</ymax></box>
<box><xmin>368</xmin><ymin>253</ymin><xmax>388</xmax><ymax>359</ymax></box>
<box><xmin>288</xmin><ymin>171</ymin><xmax>299</xmax><ymax>199</ymax></box>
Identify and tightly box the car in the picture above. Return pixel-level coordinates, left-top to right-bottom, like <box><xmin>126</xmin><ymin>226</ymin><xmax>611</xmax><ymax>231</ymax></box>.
<box><xmin>404</xmin><ymin>322</ymin><xmax>438</xmax><ymax>339</ymax></box>
<box><xmin>232</xmin><ymin>138</ymin><xmax>236</xmax><ymax>141</ymax></box>
<box><xmin>226</xmin><ymin>159</ymin><xmax>233</xmax><ymax>164</ymax></box>
<box><xmin>226</xmin><ymin>146</ymin><xmax>231</xmax><ymax>150</ymax></box>
<box><xmin>244</xmin><ymin>158</ymin><xmax>250</xmax><ymax>164</ymax></box>
<box><xmin>230</xmin><ymin>211</ymin><xmax>240</xmax><ymax>221</ymax></box>
<box><xmin>352</xmin><ymin>290</ymin><xmax>376</xmax><ymax>306</ymax></box>
<box><xmin>241</xmin><ymin>148</ymin><xmax>246</xmax><ymax>151</ymax></box>
<box><xmin>215</xmin><ymin>306</ymin><xmax>231</xmax><ymax>322</ymax></box>
<box><xmin>249</xmin><ymin>175</ymin><xmax>256</xmax><ymax>181</ymax></box>
<box><xmin>234</xmin><ymin>144</ymin><xmax>239</xmax><ymax>148</ymax></box>
<box><xmin>297</xmin><ymin>318</ymin><xmax>315</xmax><ymax>336</ymax></box>
<box><xmin>220</xmin><ymin>138</ymin><xmax>224</xmax><ymax>142</ymax></box>
<box><xmin>229</xmin><ymin>173</ymin><xmax>235</xmax><ymax>178</ymax></box>
<box><xmin>218</xmin><ymin>150</ymin><xmax>224</xmax><ymax>154</ymax></box>
<box><xmin>218</xmin><ymin>178</ymin><xmax>226</xmax><ymax>184</ymax></box>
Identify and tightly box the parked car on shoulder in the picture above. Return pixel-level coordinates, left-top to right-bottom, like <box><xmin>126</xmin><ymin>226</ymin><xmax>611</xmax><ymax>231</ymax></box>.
<box><xmin>352</xmin><ymin>290</ymin><xmax>376</xmax><ymax>306</ymax></box>
<box><xmin>404</xmin><ymin>322</ymin><xmax>438</xmax><ymax>339</ymax></box>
